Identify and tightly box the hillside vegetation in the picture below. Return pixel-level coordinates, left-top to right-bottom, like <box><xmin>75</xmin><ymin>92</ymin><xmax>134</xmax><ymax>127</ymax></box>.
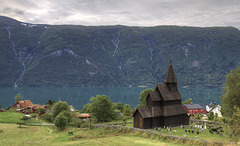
<box><xmin>1</xmin><ymin>16</ymin><xmax>240</xmax><ymax>87</ymax></box>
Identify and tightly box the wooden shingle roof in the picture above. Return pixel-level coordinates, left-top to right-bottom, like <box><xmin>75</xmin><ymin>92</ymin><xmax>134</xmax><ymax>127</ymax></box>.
<box><xmin>149</xmin><ymin>91</ymin><xmax>161</xmax><ymax>101</ymax></box>
<box><xmin>164</xmin><ymin>60</ymin><xmax>177</xmax><ymax>84</ymax></box>
<box><xmin>163</xmin><ymin>105</ymin><xmax>188</xmax><ymax>116</ymax></box>
<box><xmin>136</xmin><ymin>106</ymin><xmax>152</xmax><ymax>118</ymax></box>
<box><xmin>157</xmin><ymin>84</ymin><xmax>182</xmax><ymax>101</ymax></box>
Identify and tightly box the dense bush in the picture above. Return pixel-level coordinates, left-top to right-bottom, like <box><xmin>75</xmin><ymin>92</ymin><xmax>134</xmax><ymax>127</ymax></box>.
<box><xmin>54</xmin><ymin>112</ymin><xmax>68</xmax><ymax>130</ymax></box>
<box><xmin>42</xmin><ymin>113</ymin><xmax>53</xmax><ymax>122</ymax></box>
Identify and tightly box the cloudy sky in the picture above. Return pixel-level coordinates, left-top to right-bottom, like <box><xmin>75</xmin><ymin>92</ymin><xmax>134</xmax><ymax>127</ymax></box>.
<box><xmin>1</xmin><ymin>0</ymin><xmax>240</xmax><ymax>29</ymax></box>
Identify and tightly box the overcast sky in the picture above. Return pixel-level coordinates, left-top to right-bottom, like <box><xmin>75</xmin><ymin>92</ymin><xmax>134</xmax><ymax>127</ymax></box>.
<box><xmin>1</xmin><ymin>0</ymin><xmax>240</xmax><ymax>29</ymax></box>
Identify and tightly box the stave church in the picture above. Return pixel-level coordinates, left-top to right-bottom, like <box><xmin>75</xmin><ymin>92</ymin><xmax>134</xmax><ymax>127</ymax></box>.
<box><xmin>133</xmin><ymin>60</ymin><xmax>189</xmax><ymax>129</ymax></box>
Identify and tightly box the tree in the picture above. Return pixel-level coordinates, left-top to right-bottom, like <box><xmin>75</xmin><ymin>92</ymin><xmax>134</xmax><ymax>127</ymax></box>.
<box><xmin>0</xmin><ymin>105</ymin><xmax>1</xmax><ymax>109</ymax></box>
<box><xmin>122</xmin><ymin>104</ymin><xmax>131</xmax><ymax>117</ymax></box>
<box><xmin>114</xmin><ymin>102</ymin><xmax>124</xmax><ymax>112</ymax></box>
<box><xmin>220</xmin><ymin>65</ymin><xmax>240</xmax><ymax>117</ymax></box>
<box><xmin>54</xmin><ymin>112</ymin><xmax>68</xmax><ymax>130</ymax></box>
<box><xmin>15</xmin><ymin>93</ymin><xmax>22</xmax><ymax>103</ymax></box>
<box><xmin>214</xmin><ymin>112</ymin><xmax>218</xmax><ymax>120</ymax></box>
<box><xmin>138</xmin><ymin>88</ymin><xmax>154</xmax><ymax>106</ymax></box>
<box><xmin>228</xmin><ymin>106</ymin><xmax>240</xmax><ymax>141</ymax></box>
<box><xmin>81</xmin><ymin>103</ymin><xmax>92</xmax><ymax>113</ymax></box>
<box><xmin>37</xmin><ymin>108</ymin><xmax>47</xmax><ymax>116</ymax></box>
<box><xmin>52</xmin><ymin>101</ymin><xmax>70</xmax><ymax>119</ymax></box>
<box><xmin>207</xmin><ymin>111</ymin><xmax>214</xmax><ymax>120</ymax></box>
<box><xmin>183</xmin><ymin>98</ymin><xmax>192</xmax><ymax>104</ymax></box>
<box><xmin>90</xmin><ymin>95</ymin><xmax>116</xmax><ymax>122</ymax></box>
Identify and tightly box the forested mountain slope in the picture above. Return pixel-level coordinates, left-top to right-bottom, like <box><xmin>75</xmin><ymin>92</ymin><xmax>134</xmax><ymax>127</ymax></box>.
<box><xmin>1</xmin><ymin>16</ymin><xmax>240</xmax><ymax>87</ymax></box>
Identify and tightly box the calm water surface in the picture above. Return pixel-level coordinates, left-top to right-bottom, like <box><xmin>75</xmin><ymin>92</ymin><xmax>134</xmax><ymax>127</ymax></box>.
<box><xmin>0</xmin><ymin>87</ymin><xmax>222</xmax><ymax>110</ymax></box>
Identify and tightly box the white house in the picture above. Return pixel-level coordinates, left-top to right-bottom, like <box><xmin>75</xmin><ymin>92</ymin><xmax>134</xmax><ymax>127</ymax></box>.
<box><xmin>206</xmin><ymin>102</ymin><xmax>222</xmax><ymax>117</ymax></box>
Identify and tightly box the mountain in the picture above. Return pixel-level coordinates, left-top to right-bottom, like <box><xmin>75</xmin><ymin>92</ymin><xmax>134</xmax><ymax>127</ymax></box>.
<box><xmin>0</xmin><ymin>16</ymin><xmax>240</xmax><ymax>87</ymax></box>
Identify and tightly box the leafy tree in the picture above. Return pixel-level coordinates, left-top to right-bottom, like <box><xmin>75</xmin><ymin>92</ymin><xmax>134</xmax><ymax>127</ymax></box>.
<box><xmin>183</xmin><ymin>98</ymin><xmax>192</xmax><ymax>104</ymax></box>
<box><xmin>207</xmin><ymin>111</ymin><xmax>214</xmax><ymax>120</ymax></box>
<box><xmin>60</xmin><ymin>110</ymin><xmax>73</xmax><ymax>123</ymax></box>
<box><xmin>138</xmin><ymin>88</ymin><xmax>154</xmax><ymax>106</ymax></box>
<box><xmin>15</xmin><ymin>93</ymin><xmax>22</xmax><ymax>103</ymax></box>
<box><xmin>52</xmin><ymin>101</ymin><xmax>70</xmax><ymax>119</ymax></box>
<box><xmin>81</xmin><ymin>103</ymin><xmax>92</xmax><ymax>113</ymax></box>
<box><xmin>114</xmin><ymin>102</ymin><xmax>124</xmax><ymax>112</ymax></box>
<box><xmin>214</xmin><ymin>113</ymin><xmax>218</xmax><ymax>120</ymax></box>
<box><xmin>196</xmin><ymin>113</ymin><xmax>203</xmax><ymax>120</ymax></box>
<box><xmin>228</xmin><ymin>106</ymin><xmax>240</xmax><ymax>141</ymax></box>
<box><xmin>90</xmin><ymin>95</ymin><xmax>116</xmax><ymax>122</ymax></box>
<box><xmin>122</xmin><ymin>104</ymin><xmax>131</xmax><ymax>117</ymax></box>
<box><xmin>42</xmin><ymin>113</ymin><xmax>53</xmax><ymax>122</ymax></box>
<box><xmin>47</xmin><ymin>99</ymin><xmax>53</xmax><ymax>105</ymax></box>
<box><xmin>37</xmin><ymin>108</ymin><xmax>46</xmax><ymax>116</ymax></box>
<box><xmin>0</xmin><ymin>105</ymin><xmax>1</xmax><ymax>109</ymax></box>
<box><xmin>220</xmin><ymin>65</ymin><xmax>240</xmax><ymax>117</ymax></box>
<box><xmin>54</xmin><ymin>112</ymin><xmax>68</xmax><ymax>130</ymax></box>
<box><xmin>5</xmin><ymin>105</ymin><xmax>12</xmax><ymax>110</ymax></box>
<box><xmin>131</xmin><ymin>107</ymin><xmax>137</xmax><ymax>114</ymax></box>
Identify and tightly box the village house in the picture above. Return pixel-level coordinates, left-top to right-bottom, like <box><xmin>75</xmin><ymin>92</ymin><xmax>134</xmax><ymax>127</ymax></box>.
<box><xmin>206</xmin><ymin>103</ymin><xmax>222</xmax><ymax>117</ymax></box>
<box><xmin>13</xmin><ymin>100</ymin><xmax>47</xmax><ymax>115</ymax></box>
<box><xmin>13</xmin><ymin>100</ymin><xmax>35</xmax><ymax>109</ymax></box>
<box><xmin>184</xmin><ymin>104</ymin><xmax>207</xmax><ymax>115</ymax></box>
<box><xmin>133</xmin><ymin>60</ymin><xmax>189</xmax><ymax>129</ymax></box>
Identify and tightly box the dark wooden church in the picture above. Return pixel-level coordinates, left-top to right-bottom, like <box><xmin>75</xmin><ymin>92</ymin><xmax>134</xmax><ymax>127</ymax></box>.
<box><xmin>133</xmin><ymin>60</ymin><xmax>189</xmax><ymax>129</ymax></box>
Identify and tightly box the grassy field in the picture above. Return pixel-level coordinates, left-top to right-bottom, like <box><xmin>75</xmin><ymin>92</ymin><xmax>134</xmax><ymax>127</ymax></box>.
<box><xmin>0</xmin><ymin>111</ymin><xmax>40</xmax><ymax>124</ymax></box>
<box><xmin>0</xmin><ymin>123</ymin><xmax>184</xmax><ymax>146</ymax></box>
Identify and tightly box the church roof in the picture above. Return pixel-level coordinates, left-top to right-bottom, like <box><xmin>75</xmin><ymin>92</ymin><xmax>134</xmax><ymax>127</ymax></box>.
<box><xmin>163</xmin><ymin>105</ymin><xmax>187</xmax><ymax>116</ymax></box>
<box><xmin>164</xmin><ymin>60</ymin><xmax>177</xmax><ymax>84</ymax></box>
<box><xmin>135</xmin><ymin>106</ymin><xmax>152</xmax><ymax>118</ymax></box>
<box><xmin>149</xmin><ymin>91</ymin><xmax>161</xmax><ymax>101</ymax></box>
<box><xmin>157</xmin><ymin>84</ymin><xmax>182</xmax><ymax>101</ymax></box>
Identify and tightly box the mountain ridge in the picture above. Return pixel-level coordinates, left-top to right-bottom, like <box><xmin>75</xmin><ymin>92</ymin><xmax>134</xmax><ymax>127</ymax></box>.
<box><xmin>0</xmin><ymin>16</ymin><xmax>240</xmax><ymax>87</ymax></box>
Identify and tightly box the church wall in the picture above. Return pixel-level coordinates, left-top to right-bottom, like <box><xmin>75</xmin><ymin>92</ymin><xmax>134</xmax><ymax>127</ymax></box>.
<box><xmin>163</xmin><ymin>114</ymin><xmax>189</xmax><ymax>127</ymax></box>
<box><xmin>143</xmin><ymin>118</ymin><xmax>152</xmax><ymax>129</ymax></box>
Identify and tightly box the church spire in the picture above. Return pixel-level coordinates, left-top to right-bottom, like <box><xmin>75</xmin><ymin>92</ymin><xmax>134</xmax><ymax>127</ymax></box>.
<box><xmin>164</xmin><ymin>60</ymin><xmax>177</xmax><ymax>84</ymax></box>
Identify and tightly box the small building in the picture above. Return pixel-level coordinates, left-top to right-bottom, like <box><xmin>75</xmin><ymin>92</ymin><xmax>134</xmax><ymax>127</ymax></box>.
<box><xmin>13</xmin><ymin>100</ymin><xmax>35</xmax><ymax>109</ymax></box>
<box><xmin>76</xmin><ymin>113</ymin><xmax>91</xmax><ymax>121</ymax></box>
<box><xmin>133</xmin><ymin>60</ymin><xmax>189</xmax><ymax>129</ymax></box>
<box><xmin>184</xmin><ymin>104</ymin><xmax>207</xmax><ymax>115</ymax></box>
<box><xmin>69</xmin><ymin>105</ymin><xmax>75</xmax><ymax>112</ymax></box>
<box><xmin>206</xmin><ymin>103</ymin><xmax>222</xmax><ymax>117</ymax></box>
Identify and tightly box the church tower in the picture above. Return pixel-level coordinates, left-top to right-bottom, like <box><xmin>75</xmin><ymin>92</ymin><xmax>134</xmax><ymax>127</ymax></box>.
<box><xmin>164</xmin><ymin>60</ymin><xmax>177</xmax><ymax>92</ymax></box>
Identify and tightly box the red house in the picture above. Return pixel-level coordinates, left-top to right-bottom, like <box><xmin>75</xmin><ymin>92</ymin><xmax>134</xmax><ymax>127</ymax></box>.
<box><xmin>184</xmin><ymin>104</ymin><xmax>207</xmax><ymax>115</ymax></box>
<box><xmin>13</xmin><ymin>100</ymin><xmax>35</xmax><ymax>109</ymax></box>
<box><xmin>32</xmin><ymin>104</ymin><xmax>48</xmax><ymax>115</ymax></box>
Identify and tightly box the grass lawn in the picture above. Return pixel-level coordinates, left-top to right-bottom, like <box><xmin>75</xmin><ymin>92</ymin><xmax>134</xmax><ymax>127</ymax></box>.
<box><xmin>0</xmin><ymin>111</ymin><xmax>40</xmax><ymax>124</ymax></box>
<box><xmin>0</xmin><ymin>123</ymin><xmax>185</xmax><ymax>146</ymax></box>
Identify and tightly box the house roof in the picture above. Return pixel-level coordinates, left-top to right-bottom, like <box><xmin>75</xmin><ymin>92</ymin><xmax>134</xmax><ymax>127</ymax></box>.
<box><xmin>17</xmin><ymin>100</ymin><xmax>35</xmax><ymax>108</ymax></box>
<box><xmin>33</xmin><ymin>104</ymin><xmax>46</xmax><ymax>109</ymax></box>
<box><xmin>164</xmin><ymin>60</ymin><xmax>177</xmax><ymax>84</ymax></box>
<box><xmin>157</xmin><ymin>84</ymin><xmax>182</xmax><ymax>101</ymax></box>
<box><xmin>76</xmin><ymin>113</ymin><xmax>91</xmax><ymax>118</ymax></box>
<box><xmin>184</xmin><ymin>104</ymin><xmax>204</xmax><ymax>110</ymax></box>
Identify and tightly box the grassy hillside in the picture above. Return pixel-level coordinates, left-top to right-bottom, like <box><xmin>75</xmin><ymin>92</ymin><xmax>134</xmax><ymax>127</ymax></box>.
<box><xmin>0</xmin><ymin>124</ymin><xmax>182</xmax><ymax>146</ymax></box>
<box><xmin>1</xmin><ymin>16</ymin><xmax>240</xmax><ymax>87</ymax></box>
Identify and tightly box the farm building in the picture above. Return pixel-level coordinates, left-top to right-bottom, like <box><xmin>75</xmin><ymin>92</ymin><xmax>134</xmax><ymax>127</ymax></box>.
<box><xmin>76</xmin><ymin>113</ymin><xmax>91</xmax><ymax>121</ymax></box>
<box><xmin>133</xmin><ymin>60</ymin><xmax>189</xmax><ymax>129</ymax></box>
<box><xmin>184</xmin><ymin>104</ymin><xmax>207</xmax><ymax>115</ymax></box>
<box><xmin>13</xmin><ymin>100</ymin><xmax>35</xmax><ymax>109</ymax></box>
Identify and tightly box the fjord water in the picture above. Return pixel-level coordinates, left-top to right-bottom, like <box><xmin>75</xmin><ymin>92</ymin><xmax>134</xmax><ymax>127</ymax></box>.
<box><xmin>0</xmin><ymin>87</ymin><xmax>222</xmax><ymax>109</ymax></box>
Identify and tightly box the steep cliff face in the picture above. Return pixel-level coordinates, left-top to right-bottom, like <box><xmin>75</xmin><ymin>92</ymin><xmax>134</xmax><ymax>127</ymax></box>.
<box><xmin>1</xmin><ymin>16</ymin><xmax>240</xmax><ymax>87</ymax></box>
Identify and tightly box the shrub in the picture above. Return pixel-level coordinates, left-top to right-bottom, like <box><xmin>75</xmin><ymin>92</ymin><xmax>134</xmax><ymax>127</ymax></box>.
<box><xmin>0</xmin><ymin>129</ymin><xmax>3</xmax><ymax>133</ymax></box>
<box><xmin>5</xmin><ymin>105</ymin><xmax>12</xmax><ymax>110</ymax></box>
<box><xmin>70</xmin><ymin>118</ymin><xmax>89</xmax><ymax>128</ymax></box>
<box><xmin>31</xmin><ymin>114</ymin><xmax>37</xmax><ymax>118</ymax></box>
<box><xmin>54</xmin><ymin>112</ymin><xmax>68</xmax><ymax>130</ymax></box>
<box><xmin>42</xmin><ymin>113</ymin><xmax>53</xmax><ymax>122</ymax></box>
